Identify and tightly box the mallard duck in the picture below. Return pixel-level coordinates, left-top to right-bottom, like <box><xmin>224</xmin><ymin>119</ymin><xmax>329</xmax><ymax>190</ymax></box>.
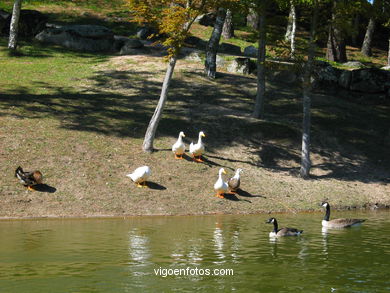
<box><xmin>321</xmin><ymin>202</ymin><xmax>365</xmax><ymax>228</ymax></box>
<box><xmin>214</xmin><ymin>168</ymin><xmax>228</xmax><ymax>198</ymax></box>
<box><xmin>15</xmin><ymin>166</ymin><xmax>43</xmax><ymax>191</ymax></box>
<box><xmin>189</xmin><ymin>131</ymin><xmax>205</xmax><ymax>162</ymax></box>
<box><xmin>228</xmin><ymin>168</ymin><xmax>243</xmax><ymax>193</ymax></box>
<box><xmin>126</xmin><ymin>166</ymin><xmax>151</xmax><ymax>188</ymax></box>
<box><xmin>172</xmin><ymin>131</ymin><xmax>186</xmax><ymax>159</ymax></box>
<box><xmin>266</xmin><ymin>217</ymin><xmax>303</xmax><ymax>237</ymax></box>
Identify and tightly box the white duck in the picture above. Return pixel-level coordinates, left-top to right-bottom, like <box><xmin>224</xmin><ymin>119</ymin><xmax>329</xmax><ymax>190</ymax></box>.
<box><xmin>172</xmin><ymin>131</ymin><xmax>186</xmax><ymax>159</ymax></box>
<box><xmin>189</xmin><ymin>131</ymin><xmax>205</xmax><ymax>162</ymax></box>
<box><xmin>214</xmin><ymin>168</ymin><xmax>228</xmax><ymax>198</ymax></box>
<box><xmin>126</xmin><ymin>166</ymin><xmax>151</xmax><ymax>188</ymax></box>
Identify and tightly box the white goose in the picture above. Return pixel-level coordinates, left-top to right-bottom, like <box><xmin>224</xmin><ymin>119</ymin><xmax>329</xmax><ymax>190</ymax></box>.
<box><xmin>172</xmin><ymin>131</ymin><xmax>186</xmax><ymax>159</ymax></box>
<box><xmin>126</xmin><ymin>166</ymin><xmax>151</xmax><ymax>188</ymax></box>
<box><xmin>189</xmin><ymin>131</ymin><xmax>205</xmax><ymax>162</ymax></box>
<box><xmin>214</xmin><ymin>168</ymin><xmax>228</xmax><ymax>198</ymax></box>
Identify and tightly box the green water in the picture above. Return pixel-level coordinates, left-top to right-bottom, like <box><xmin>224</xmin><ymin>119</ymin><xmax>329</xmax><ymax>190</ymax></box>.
<box><xmin>1</xmin><ymin>210</ymin><xmax>390</xmax><ymax>293</ymax></box>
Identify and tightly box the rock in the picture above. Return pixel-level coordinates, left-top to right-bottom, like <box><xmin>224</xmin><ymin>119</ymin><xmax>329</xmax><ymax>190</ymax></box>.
<box><xmin>381</xmin><ymin>65</ymin><xmax>390</xmax><ymax>71</ymax></box>
<box><xmin>244</xmin><ymin>45</ymin><xmax>258</xmax><ymax>57</ymax></box>
<box><xmin>338</xmin><ymin>70</ymin><xmax>352</xmax><ymax>89</ymax></box>
<box><xmin>227</xmin><ymin>58</ymin><xmax>251</xmax><ymax>75</ymax></box>
<box><xmin>35</xmin><ymin>25</ymin><xmax>114</xmax><ymax>52</ymax></box>
<box><xmin>119</xmin><ymin>39</ymin><xmax>144</xmax><ymax>55</ymax></box>
<box><xmin>216</xmin><ymin>55</ymin><xmax>225</xmax><ymax>67</ymax></box>
<box><xmin>342</xmin><ymin>61</ymin><xmax>366</xmax><ymax>68</ymax></box>
<box><xmin>219</xmin><ymin>43</ymin><xmax>241</xmax><ymax>55</ymax></box>
<box><xmin>349</xmin><ymin>68</ymin><xmax>389</xmax><ymax>93</ymax></box>
<box><xmin>184</xmin><ymin>51</ymin><xmax>202</xmax><ymax>62</ymax></box>
<box><xmin>312</xmin><ymin>65</ymin><xmax>342</xmax><ymax>89</ymax></box>
<box><xmin>2</xmin><ymin>9</ymin><xmax>47</xmax><ymax>37</ymax></box>
<box><xmin>136</xmin><ymin>26</ymin><xmax>154</xmax><ymax>40</ymax></box>
<box><xmin>195</xmin><ymin>13</ymin><xmax>216</xmax><ymax>26</ymax></box>
<box><xmin>269</xmin><ymin>70</ymin><xmax>298</xmax><ymax>84</ymax></box>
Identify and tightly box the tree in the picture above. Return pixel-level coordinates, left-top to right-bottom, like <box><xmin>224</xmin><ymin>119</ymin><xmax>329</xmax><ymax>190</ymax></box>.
<box><xmin>285</xmin><ymin>0</ymin><xmax>297</xmax><ymax>58</ymax></box>
<box><xmin>300</xmin><ymin>0</ymin><xmax>319</xmax><ymax>179</ymax></box>
<box><xmin>8</xmin><ymin>0</ymin><xmax>22</xmax><ymax>53</ymax></box>
<box><xmin>246</xmin><ymin>7</ymin><xmax>259</xmax><ymax>30</ymax></box>
<box><xmin>128</xmin><ymin>0</ymin><xmax>238</xmax><ymax>152</ymax></box>
<box><xmin>252</xmin><ymin>5</ymin><xmax>267</xmax><ymax>119</ymax></box>
<box><xmin>222</xmin><ymin>9</ymin><xmax>234</xmax><ymax>39</ymax></box>
<box><xmin>326</xmin><ymin>0</ymin><xmax>347</xmax><ymax>63</ymax></box>
<box><xmin>205</xmin><ymin>7</ymin><xmax>227</xmax><ymax>79</ymax></box>
<box><xmin>361</xmin><ymin>0</ymin><xmax>376</xmax><ymax>57</ymax></box>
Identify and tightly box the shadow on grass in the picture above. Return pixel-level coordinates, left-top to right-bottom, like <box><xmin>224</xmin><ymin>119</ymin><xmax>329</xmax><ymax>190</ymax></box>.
<box><xmin>32</xmin><ymin>184</ymin><xmax>57</xmax><ymax>193</ymax></box>
<box><xmin>236</xmin><ymin>188</ymin><xmax>267</xmax><ymax>199</ymax></box>
<box><xmin>146</xmin><ymin>182</ymin><xmax>167</xmax><ymax>190</ymax></box>
<box><xmin>222</xmin><ymin>193</ymin><xmax>252</xmax><ymax>203</ymax></box>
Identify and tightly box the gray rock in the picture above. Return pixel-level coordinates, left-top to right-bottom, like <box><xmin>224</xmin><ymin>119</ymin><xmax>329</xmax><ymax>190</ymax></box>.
<box><xmin>219</xmin><ymin>43</ymin><xmax>241</xmax><ymax>55</ymax></box>
<box><xmin>184</xmin><ymin>51</ymin><xmax>202</xmax><ymax>62</ymax></box>
<box><xmin>381</xmin><ymin>65</ymin><xmax>390</xmax><ymax>71</ymax></box>
<box><xmin>2</xmin><ymin>9</ymin><xmax>47</xmax><ymax>37</ymax></box>
<box><xmin>216</xmin><ymin>55</ymin><xmax>225</xmax><ymax>67</ymax></box>
<box><xmin>195</xmin><ymin>13</ymin><xmax>216</xmax><ymax>26</ymax></box>
<box><xmin>119</xmin><ymin>39</ymin><xmax>144</xmax><ymax>55</ymax></box>
<box><xmin>350</xmin><ymin>68</ymin><xmax>388</xmax><ymax>93</ymax></box>
<box><xmin>244</xmin><ymin>45</ymin><xmax>258</xmax><ymax>57</ymax></box>
<box><xmin>227</xmin><ymin>58</ymin><xmax>250</xmax><ymax>75</ymax></box>
<box><xmin>269</xmin><ymin>70</ymin><xmax>297</xmax><ymax>84</ymax></box>
<box><xmin>342</xmin><ymin>61</ymin><xmax>366</xmax><ymax>68</ymax></box>
<box><xmin>35</xmin><ymin>24</ymin><xmax>114</xmax><ymax>52</ymax></box>
<box><xmin>136</xmin><ymin>27</ymin><xmax>153</xmax><ymax>40</ymax></box>
<box><xmin>339</xmin><ymin>70</ymin><xmax>352</xmax><ymax>89</ymax></box>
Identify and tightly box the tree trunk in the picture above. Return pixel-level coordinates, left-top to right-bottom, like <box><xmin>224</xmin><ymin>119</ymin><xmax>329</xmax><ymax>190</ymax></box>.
<box><xmin>361</xmin><ymin>18</ymin><xmax>375</xmax><ymax>57</ymax></box>
<box><xmin>205</xmin><ymin>7</ymin><xmax>226</xmax><ymax>79</ymax></box>
<box><xmin>388</xmin><ymin>36</ymin><xmax>390</xmax><ymax>66</ymax></box>
<box><xmin>222</xmin><ymin>9</ymin><xmax>234</xmax><ymax>39</ymax></box>
<box><xmin>142</xmin><ymin>57</ymin><xmax>177</xmax><ymax>152</ymax></box>
<box><xmin>300</xmin><ymin>0</ymin><xmax>319</xmax><ymax>179</ymax></box>
<box><xmin>252</xmin><ymin>12</ymin><xmax>266</xmax><ymax>119</ymax></box>
<box><xmin>351</xmin><ymin>14</ymin><xmax>360</xmax><ymax>47</ymax></box>
<box><xmin>325</xmin><ymin>1</ymin><xmax>347</xmax><ymax>63</ymax></box>
<box><xmin>246</xmin><ymin>8</ymin><xmax>259</xmax><ymax>30</ymax></box>
<box><xmin>8</xmin><ymin>0</ymin><xmax>22</xmax><ymax>52</ymax></box>
<box><xmin>284</xmin><ymin>2</ymin><xmax>297</xmax><ymax>59</ymax></box>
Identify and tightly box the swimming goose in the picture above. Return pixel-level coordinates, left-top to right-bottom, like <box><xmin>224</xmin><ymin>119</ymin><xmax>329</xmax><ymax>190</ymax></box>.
<box><xmin>321</xmin><ymin>202</ymin><xmax>365</xmax><ymax>228</ymax></box>
<box><xmin>214</xmin><ymin>168</ymin><xmax>228</xmax><ymax>198</ymax></box>
<box><xmin>228</xmin><ymin>168</ymin><xmax>243</xmax><ymax>193</ymax></box>
<box><xmin>266</xmin><ymin>217</ymin><xmax>303</xmax><ymax>237</ymax></box>
<box><xmin>126</xmin><ymin>166</ymin><xmax>151</xmax><ymax>188</ymax></box>
<box><xmin>189</xmin><ymin>131</ymin><xmax>205</xmax><ymax>162</ymax></box>
<box><xmin>15</xmin><ymin>166</ymin><xmax>43</xmax><ymax>191</ymax></box>
<box><xmin>172</xmin><ymin>131</ymin><xmax>186</xmax><ymax>159</ymax></box>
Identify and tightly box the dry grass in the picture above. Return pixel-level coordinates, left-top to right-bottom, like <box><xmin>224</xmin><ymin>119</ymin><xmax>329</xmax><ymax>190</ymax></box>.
<box><xmin>1</xmin><ymin>50</ymin><xmax>389</xmax><ymax>218</ymax></box>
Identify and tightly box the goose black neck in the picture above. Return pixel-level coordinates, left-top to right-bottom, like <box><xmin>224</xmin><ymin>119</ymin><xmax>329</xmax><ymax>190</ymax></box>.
<box><xmin>323</xmin><ymin>204</ymin><xmax>330</xmax><ymax>221</ymax></box>
<box><xmin>272</xmin><ymin>219</ymin><xmax>279</xmax><ymax>233</ymax></box>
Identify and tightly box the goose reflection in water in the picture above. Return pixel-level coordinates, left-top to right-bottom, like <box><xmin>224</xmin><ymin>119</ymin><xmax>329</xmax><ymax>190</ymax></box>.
<box><xmin>128</xmin><ymin>229</ymin><xmax>151</xmax><ymax>266</ymax></box>
<box><xmin>213</xmin><ymin>222</ymin><xmax>225</xmax><ymax>263</ymax></box>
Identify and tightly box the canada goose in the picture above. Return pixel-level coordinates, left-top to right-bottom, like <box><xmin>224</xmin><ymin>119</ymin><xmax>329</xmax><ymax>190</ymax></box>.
<box><xmin>228</xmin><ymin>168</ymin><xmax>243</xmax><ymax>193</ymax></box>
<box><xmin>189</xmin><ymin>131</ymin><xmax>205</xmax><ymax>162</ymax></box>
<box><xmin>126</xmin><ymin>166</ymin><xmax>151</xmax><ymax>188</ymax></box>
<box><xmin>266</xmin><ymin>217</ymin><xmax>303</xmax><ymax>237</ymax></box>
<box><xmin>15</xmin><ymin>166</ymin><xmax>43</xmax><ymax>191</ymax></box>
<box><xmin>172</xmin><ymin>131</ymin><xmax>186</xmax><ymax>159</ymax></box>
<box><xmin>321</xmin><ymin>202</ymin><xmax>365</xmax><ymax>228</ymax></box>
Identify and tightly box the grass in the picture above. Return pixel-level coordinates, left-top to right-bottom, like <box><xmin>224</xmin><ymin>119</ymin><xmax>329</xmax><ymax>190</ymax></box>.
<box><xmin>0</xmin><ymin>2</ymin><xmax>389</xmax><ymax>218</ymax></box>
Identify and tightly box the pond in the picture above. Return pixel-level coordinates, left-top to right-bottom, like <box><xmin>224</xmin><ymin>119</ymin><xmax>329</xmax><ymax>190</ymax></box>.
<box><xmin>1</xmin><ymin>210</ymin><xmax>389</xmax><ymax>292</ymax></box>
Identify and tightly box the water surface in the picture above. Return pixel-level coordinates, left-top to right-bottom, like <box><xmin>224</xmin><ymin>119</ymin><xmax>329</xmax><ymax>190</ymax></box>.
<box><xmin>1</xmin><ymin>210</ymin><xmax>389</xmax><ymax>292</ymax></box>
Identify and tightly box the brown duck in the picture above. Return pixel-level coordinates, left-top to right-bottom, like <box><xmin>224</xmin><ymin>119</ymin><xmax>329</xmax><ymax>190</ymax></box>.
<box><xmin>228</xmin><ymin>168</ymin><xmax>243</xmax><ymax>194</ymax></box>
<box><xmin>15</xmin><ymin>166</ymin><xmax>43</xmax><ymax>191</ymax></box>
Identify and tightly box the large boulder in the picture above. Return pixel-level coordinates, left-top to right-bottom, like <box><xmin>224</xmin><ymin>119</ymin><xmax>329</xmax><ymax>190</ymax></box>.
<box><xmin>36</xmin><ymin>25</ymin><xmax>114</xmax><ymax>52</ymax></box>
<box><xmin>349</xmin><ymin>68</ymin><xmax>389</xmax><ymax>93</ymax></box>
<box><xmin>1</xmin><ymin>9</ymin><xmax>47</xmax><ymax>37</ymax></box>
<box><xmin>219</xmin><ymin>42</ymin><xmax>241</xmax><ymax>55</ymax></box>
<box><xmin>311</xmin><ymin>64</ymin><xmax>342</xmax><ymax>89</ymax></box>
<box><xmin>227</xmin><ymin>58</ymin><xmax>251</xmax><ymax>75</ymax></box>
<box><xmin>244</xmin><ymin>45</ymin><xmax>258</xmax><ymax>57</ymax></box>
<box><xmin>342</xmin><ymin>61</ymin><xmax>366</xmax><ymax>69</ymax></box>
<box><xmin>119</xmin><ymin>38</ymin><xmax>144</xmax><ymax>55</ymax></box>
<box><xmin>195</xmin><ymin>13</ymin><xmax>216</xmax><ymax>26</ymax></box>
<box><xmin>338</xmin><ymin>70</ymin><xmax>352</xmax><ymax>89</ymax></box>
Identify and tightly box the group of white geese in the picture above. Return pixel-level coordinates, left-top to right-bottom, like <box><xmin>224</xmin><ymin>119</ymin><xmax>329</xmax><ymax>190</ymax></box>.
<box><xmin>15</xmin><ymin>130</ymin><xmax>366</xmax><ymax>238</ymax></box>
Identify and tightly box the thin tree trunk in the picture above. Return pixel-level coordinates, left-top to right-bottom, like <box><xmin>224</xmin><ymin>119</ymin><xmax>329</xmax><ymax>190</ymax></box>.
<box><xmin>8</xmin><ymin>0</ymin><xmax>22</xmax><ymax>52</ymax></box>
<box><xmin>361</xmin><ymin>18</ymin><xmax>375</xmax><ymax>57</ymax></box>
<box><xmin>300</xmin><ymin>0</ymin><xmax>318</xmax><ymax>179</ymax></box>
<box><xmin>205</xmin><ymin>7</ymin><xmax>226</xmax><ymax>79</ymax></box>
<box><xmin>351</xmin><ymin>14</ymin><xmax>360</xmax><ymax>47</ymax></box>
<box><xmin>388</xmin><ymin>36</ymin><xmax>390</xmax><ymax>66</ymax></box>
<box><xmin>222</xmin><ymin>9</ymin><xmax>234</xmax><ymax>39</ymax></box>
<box><xmin>286</xmin><ymin>1</ymin><xmax>297</xmax><ymax>59</ymax></box>
<box><xmin>285</xmin><ymin>1</ymin><xmax>294</xmax><ymax>41</ymax></box>
<box><xmin>247</xmin><ymin>8</ymin><xmax>259</xmax><ymax>30</ymax></box>
<box><xmin>143</xmin><ymin>56</ymin><xmax>177</xmax><ymax>152</ymax></box>
<box><xmin>326</xmin><ymin>0</ymin><xmax>347</xmax><ymax>63</ymax></box>
<box><xmin>252</xmin><ymin>11</ymin><xmax>266</xmax><ymax>119</ymax></box>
